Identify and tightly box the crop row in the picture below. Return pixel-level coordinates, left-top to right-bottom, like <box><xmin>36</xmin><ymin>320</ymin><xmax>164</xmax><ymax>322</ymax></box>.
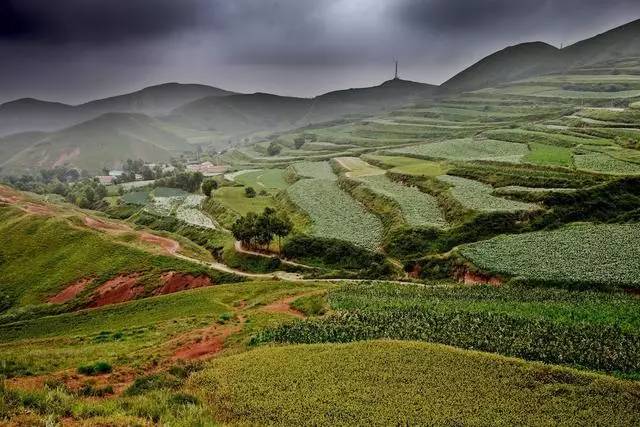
<box><xmin>290</xmin><ymin>161</ymin><xmax>337</xmax><ymax>180</ymax></box>
<box><xmin>437</xmin><ymin>175</ymin><xmax>539</xmax><ymax>212</ymax></box>
<box><xmin>574</xmin><ymin>152</ymin><xmax>640</xmax><ymax>174</ymax></box>
<box><xmin>286</xmin><ymin>178</ymin><xmax>383</xmax><ymax>249</ymax></box>
<box><xmin>252</xmin><ymin>282</ymin><xmax>640</xmax><ymax>372</ymax></box>
<box><xmin>390</xmin><ymin>138</ymin><xmax>529</xmax><ymax>162</ymax></box>
<box><xmin>459</xmin><ymin>223</ymin><xmax>640</xmax><ymax>289</ymax></box>
<box><xmin>357</xmin><ymin>175</ymin><xmax>447</xmax><ymax>228</ymax></box>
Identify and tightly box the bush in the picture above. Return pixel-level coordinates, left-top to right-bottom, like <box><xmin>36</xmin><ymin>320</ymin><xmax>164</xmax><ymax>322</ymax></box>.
<box><xmin>244</xmin><ymin>187</ymin><xmax>256</xmax><ymax>198</ymax></box>
<box><xmin>77</xmin><ymin>361</ymin><xmax>112</xmax><ymax>376</ymax></box>
<box><xmin>201</xmin><ymin>178</ymin><xmax>219</xmax><ymax>197</ymax></box>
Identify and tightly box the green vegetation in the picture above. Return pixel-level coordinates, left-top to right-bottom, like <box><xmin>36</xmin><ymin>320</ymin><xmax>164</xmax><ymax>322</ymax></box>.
<box><xmin>390</xmin><ymin>138</ymin><xmax>529</xmax><ymax>162</ymax></box>
<box><xmin>254</xmin><ymin>282</ymin><xmax>640</xmax><ymax>373</ymax></box>
<box><xmin>213</xmin><ymin>186</ymin><xmax>274</xmax><ymax>216</ymax></box>
<box><xmin>290</xmin><ymin>161</ymin><xmax>337</xmax><ymax>180</ymax></box>
<box><xmin>191</xmin><ymin>341</ymin><xmax>640</xmax><ymax>425</ymax></box>
<box><xmin>286</xmin><ymin>178</ymin><xmax>383</xmax><ymax>249</ymax></box>
<box><xmin>364</xmin><ymin>155</ymin><xmax>448</xmax><ymax>176</ymax></box>
<box><xmin>574</xmin><ymin>152</ymin><xmax>640</xmax><ymax>174</ymax></box>
<box><xmin>234</xmin><ymin>168</ymin><xmax>289</xmax><ymax>191</ymax></box>
<box><xmin>524</xmin><ymin>142</ymin><xmax>574</xmax><ymax>166</ymax></box>
<box><xmin>438</xmin><ymin>175</ymin><xmax>539</xmax><ymax>212</ymax></box>
<box><xmin>357</xmin><ymin>174</ymin><xmax>447</xmax><ymax>227</ymax></box>
<box><xmin>77</xmin><ymin>361</ymin><xmax>112</xmax><ymax>376</ymax></box>
<box><xmin>459</xmin><ymin>223</ymin><xmax>640</xmax><ymax>289</ymax></box>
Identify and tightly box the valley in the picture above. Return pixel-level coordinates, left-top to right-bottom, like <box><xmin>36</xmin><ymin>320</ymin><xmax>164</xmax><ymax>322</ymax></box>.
<box><xmin>1</xmin><ymin>16</ymin><xmax>640</xmax><ymax>426</ymax></box>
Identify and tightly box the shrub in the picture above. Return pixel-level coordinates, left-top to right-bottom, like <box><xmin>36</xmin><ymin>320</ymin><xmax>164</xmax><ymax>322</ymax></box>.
<box><xmin>244</xmin><ymin>187</ymin><xmax>256</xmax><ymax>198</ymax></box>
<box><xmin>77</xmin><ymin>361</ymin><xmax>112</xmax><ymax>376</ymax></box>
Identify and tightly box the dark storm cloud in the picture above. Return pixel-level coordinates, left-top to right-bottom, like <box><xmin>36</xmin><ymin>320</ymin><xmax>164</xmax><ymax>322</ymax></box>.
<box><xmin>398</xmin><ymin>0</ymin><xmax>640</xmax><ymax>37</ymax></box>
<box><xmin>0</xmin><ymin>0</ymin><xmax>211</xmax><ymax>44</ymax></box>
<box><xmin>0</xmin><ymin>0</ymin><xmax>639</xmax><ymax>103</ymax></box>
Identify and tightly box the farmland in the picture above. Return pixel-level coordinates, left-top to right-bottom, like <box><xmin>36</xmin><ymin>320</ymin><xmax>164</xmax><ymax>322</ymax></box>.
<box><xmin>437</xmin><ymin>175</ymin><xmax>540</xmax><ymax>212</ymax></box>
<box><xmin>459</xmin><ymin>223</ymin><xmax>640</xmax><ymax>289</ymax></box>
<box><xmin>286</xmin><ymin>178</ymin><xmax>383</xmax><ymax>249</ymax></box>
<box><xmin>5</xmin><ymin>19</ymin><xmax>640</xmax><ymax>426</ymax></box>
<box><xmin>357</xmin><ymin>174</ymin><xmax>447</xmax><ymax>227</ymax></box>
<box><xmin>389</xmin><ymin>138</ymin><xmax>530</xmax><ymax>162</ymax></box>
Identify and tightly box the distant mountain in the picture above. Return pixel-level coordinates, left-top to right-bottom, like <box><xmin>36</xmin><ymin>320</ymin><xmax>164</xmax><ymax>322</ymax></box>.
<box><xmin>80</xmin><ymin>83</ymin><xmax>235</xmax><ymax>116</ymax></box>
<box><xmin>442</xmin><ymin>18</ymin><xmax>640</xmax><ymax>93</ymax></box>
<box><xmin>441</xmin><ymin>42</ymin><xmax>560</xmax><ymax>93</ymax></box>
<box><xmin>0</xmin><ymin>113</ymin><xmax>191</xmax><ymax>174</ymax></box>
<box><xmin>0</xmin><ymin>83</ymin><xmax>234</xmax><ymax>136</ymax></box>
<box><xmin>168</xmin><ymin>78</ymin><xmax>438</xmax><ymax>135</ymax></box>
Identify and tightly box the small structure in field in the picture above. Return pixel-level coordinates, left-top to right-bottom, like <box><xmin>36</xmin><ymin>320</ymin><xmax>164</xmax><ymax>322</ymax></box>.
<box><xmin>187</xmin><ymin>161</ymin><xmax>227</xmax><ymax>176</ymax></box>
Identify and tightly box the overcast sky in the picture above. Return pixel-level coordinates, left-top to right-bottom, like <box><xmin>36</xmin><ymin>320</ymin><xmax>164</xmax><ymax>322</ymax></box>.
<box><xmin>1</xmin><ymin>0</ymin><xmax>639</xmax><ymax>104</ymax></box>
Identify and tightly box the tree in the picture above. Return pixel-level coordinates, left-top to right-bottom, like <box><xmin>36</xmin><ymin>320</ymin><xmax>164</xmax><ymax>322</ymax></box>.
<box><xmin>202</xmin><ymin>178</ymin><xmax>219</xmax><ymax>197</ymax></box>
<box><xmin>244</xmin><ymin>186</ymin><xmax>256</xmax><ymax>198</ymax></box>
<box><xmin>231</xmin><ymin>208</ymin><xmax>292</xmax><ymax>251</ymax></box>
<box><xmin>293</xmin><ymin>136</ymin><xmax>306</xmax><ymax>150</ymax></box>
<box><xmin>266</xmin><ymin>142</ymin><xmax>282</xmax><ymax>156</ymax></box>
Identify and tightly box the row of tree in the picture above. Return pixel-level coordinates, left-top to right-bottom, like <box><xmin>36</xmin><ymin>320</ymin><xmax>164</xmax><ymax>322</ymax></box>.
<box><xmin>231</xmin><ymin>208</ymin><xmax>292</xmax><ymax>250</ymax></box>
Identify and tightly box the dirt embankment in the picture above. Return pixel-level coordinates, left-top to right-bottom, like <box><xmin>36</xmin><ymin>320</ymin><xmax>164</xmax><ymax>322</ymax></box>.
<box><xmin>261</xmin><ymin>295</ymin><xmax>306</xmax><ymax>319</ymax></box>
<box><xmin>172</xmin><ymin>318</ymin><xmax>244</xmax><ymax>360</ymax></box>
<box><xmin>139</xmin><ymin>232</ymin><xmax>181</xmax><ymax>255</ymax></box>
<box><xmin>153</xmin><ymin>272</ymin><xmax>212</xmax><ymax>295</ymax></box>
<box><xmin>48</xmin><ymin>278</ymin><xmax>94</xmax><ymax>304</ymax></box>
<box><xmin>455</xmin><ymin>268</ymin><xmax>502</xmax><ymax>286</ymax></box>
<box><xmin>84</xmin><ymin>271</ymin><xmax>213</xmax><ymax>308</ymax></box>
<box><xmin>88</xmin><ymin>275</ymin><xmax>145</xmax><ymax>308</ymax></box>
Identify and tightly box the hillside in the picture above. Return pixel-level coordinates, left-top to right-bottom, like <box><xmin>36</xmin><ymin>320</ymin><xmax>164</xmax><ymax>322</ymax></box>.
<box><xmin>0</xmin><ymin>83</ymin><xmax>234</xmax><ymax>136</ymax></box>
<box><xmin>0</xmin><ymin>113</ymin><xmax>192</xmax><ymax>174</ymax></box>
<box><xmin>443</xmin><ymin>18</ymin><xmax>640</xmax><ymax>93</ymax></box>
<box><xmin>168</xmin><ymin>79</ymin><xmax>438</xmax><ymax>136</ymax></box>
<box><xmin>442</xmin><ymin>42</ymin><xmax>561</xmax><ymax>93</ymax></box>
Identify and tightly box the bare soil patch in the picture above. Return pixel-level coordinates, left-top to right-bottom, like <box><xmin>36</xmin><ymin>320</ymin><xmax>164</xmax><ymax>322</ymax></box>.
<box><xmin>139</xmin><ymin>232</ymin><xmax>181</xmax><ymax>255</ymax></box>
<box><xmin>48</xmin><ymin>278</ymin><xmax>93</xmax><ymax>304</ymax></box>
<box><xmin>154</xmin><ymin>272</ymin><xmax>212</xmax><ymax>295</ymax></box>
<box><xmin>261</xmin><ymin>295</ymin><xmax>305</xmax><ymax>318</ymax></box>
<box><xmin>88</xmin><ymin>275</ymin><xmax>144</xmax><ymax>308</ymax></box>
<box><xmin>172</xmin><ymin>320</ymin><xmax>244</xmax><ymax>360</ymax></box>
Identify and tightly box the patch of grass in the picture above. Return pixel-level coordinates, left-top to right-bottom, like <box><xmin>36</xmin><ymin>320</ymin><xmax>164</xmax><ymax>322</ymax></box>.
<box><xmin>77</xmin><ymin>361</ymin><xmax>112</xmax><ymax>376</ymax></box>
<box><xmin>213</xmin><ymin>186</ymin><xmax>275</xmax><ymax>216</ymax></box>
<box><xmin>189</xmin><ymin>340</ymin><xmax>640</xmax><ymax>426</ymax></box>
<box><xmin>290</xmin><ymin>294</ymin><xmax>327</xmax><ymax>316</ymax></box>
<box><xmin>234</xmin><ymin>168</ymin><xmax>289</xmax><ymax>191</ymax></box>
<box><xmin>524</xmin><ymin>143</ymin><xmax>574</xmax><ymax>167</ymax></box>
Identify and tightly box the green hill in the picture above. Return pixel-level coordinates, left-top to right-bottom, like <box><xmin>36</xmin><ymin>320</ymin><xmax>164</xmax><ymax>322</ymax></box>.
<box><xmin>0</xmin><ymin>83</ymin><xmax>234</xmax><ymax>136</ymax></box>
<box><xmin>1</xmin><ymin>113</ymin><xmax>192</xmax><ymax>174</ymax></box>
<box><xmin>443</xmin><ymin>18</ymin><xmax>640</xmax><ymax>93</ymax></box>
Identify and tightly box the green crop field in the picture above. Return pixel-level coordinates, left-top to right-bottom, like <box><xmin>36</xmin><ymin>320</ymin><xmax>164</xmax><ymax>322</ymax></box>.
<box><xmin>574</xmin><ymin>152</ymin><xmax>640</xmax><ymax>174</ymax></box>
<box><xmin>363</xmin><ymin>155</ymin><xmax>448</xmax><ymax>176</ymax></box>
<box><xmin>438</xmin><ymin>175</ymin><xmax>539</xmax><ymax>212</ymax></box>
<box><xmin>390</xmin><ymin>138</ymin><xmax>529</xmax><ymax>162</ymax></box>
<box><xmin>286</xmin><ymin>178</ymin><xmax>383</xmax><ymax>249</ymax></box>
<box><xmin>190</xmin><ymin>340</ymin><xmax>640</xmax><ymax>426</ymax></box>
<box><xmin>524</xmin><ymin>142</ymin><xmax>574</xmax><ymax>166</ymax></box>
<box><xmin>254</xmin><ymin>282</ymin><xmax>640</xmax><ymax>373</ymax></box>
<box><xmin>459</xmin><ymin>223</ymin><xmax>640</xmax><ymax>289</ymax></box>
<box><xmin>233</xmin><ymin>168</ymin><xmax>289</xmax><ymax>191</ymax></box>
<box><xmin>290</xmin><ymin>161</ymin><xmax>337</xmax><ymax>180</ymax></box>
<box><xmin>357</xmin><ymin>174</ymin><xmax>447</xmax><ymax>228</ymax></box>
<box><xmin>333</xmin><ymin>156</ymin><xmax>384</xmax><ymax>177</ymax></box>
<box><xmin>212</xmin><ymin>186</ymin><xmax>275</xmax><ymax>215</ymax></box>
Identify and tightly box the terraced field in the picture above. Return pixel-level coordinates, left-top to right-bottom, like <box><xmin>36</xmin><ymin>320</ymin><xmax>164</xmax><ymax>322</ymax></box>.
<box><xmin>459</xmin><ymin>223</ymin><xmax>640</xmax><ymax>289</ymax></box>
<box><xmin>390</xmin><ymin>138</ymin><xmax>529</xmax><ymax>163</ymax></box>
<box><xmin>357</xmin><ymin>174</ymin><xmax>447</xmax><ymax>228</ymax></box>
<box><xmin>290</xmin><ymin>161</ymin><xmax>337</xmax><ymax>180</ymax></box>
<box><xmin>286</xmin><ymin>178</ymin><xmax>383</xmax><ymax>249</ymax></box>
<box><xmin>574</xmin><ymin>152</ymin><xmax>640</xmax><ymax>174</ymax></box>
<box><xmin>438</xmin><ymin>175</ymin><xmax>539</xmax><ymax>212</ymax></box>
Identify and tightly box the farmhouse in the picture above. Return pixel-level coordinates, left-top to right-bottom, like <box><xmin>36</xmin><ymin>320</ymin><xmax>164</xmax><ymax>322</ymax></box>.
<box><xmin>187</xmin><ymin>161</ymin><xmax>227</xmax><ymax>176</ymax></box>
<box><xmin>96</xmin><ymin>175</ymin><xmax>115</xmax><ymax>185</ymax></box>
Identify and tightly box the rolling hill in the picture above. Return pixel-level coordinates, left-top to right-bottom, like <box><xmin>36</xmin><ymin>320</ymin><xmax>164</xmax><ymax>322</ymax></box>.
<box><xmin>0</xmin><ymin>113</ymin><xmax>192</xmax><ymax>174</ymax></box>
<box><xmin>443</xmin><ymin>18</ymin><xmax>640</xmax><ymax>93</ymax></box>
<box><xmin>168</xmin><ymin>78</ymin><xmax>438</xmax><ymax>136</ymax></box>
<box><xmin>0</xmin><ymin>83</ymin><xmax>234</xmax><ymax>136</ymax></box>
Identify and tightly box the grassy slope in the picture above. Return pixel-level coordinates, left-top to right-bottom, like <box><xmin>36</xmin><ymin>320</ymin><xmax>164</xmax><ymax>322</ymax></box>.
<box><xmin>0</xmin><ymin>205</ymin><xmax>212</xmax><ymax>308</ymax></box>
<box><xmin>190</xmin><ymin>340</ymin><xmax>640</xmax><ymax>426</ymax></box>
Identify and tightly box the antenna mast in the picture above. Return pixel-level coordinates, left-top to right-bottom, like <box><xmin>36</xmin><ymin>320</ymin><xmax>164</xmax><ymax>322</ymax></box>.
<box><xmin>394</xmin><ymin>59</ymin><xmax>398</xmax><ymax>79</ymax></box>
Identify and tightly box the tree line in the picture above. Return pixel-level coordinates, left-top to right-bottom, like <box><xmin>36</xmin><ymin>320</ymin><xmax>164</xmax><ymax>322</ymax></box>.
<box><xmin>231</xmin><ymin>208</ymin><xmax>292</xmax><ymax>250</ymax></box>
